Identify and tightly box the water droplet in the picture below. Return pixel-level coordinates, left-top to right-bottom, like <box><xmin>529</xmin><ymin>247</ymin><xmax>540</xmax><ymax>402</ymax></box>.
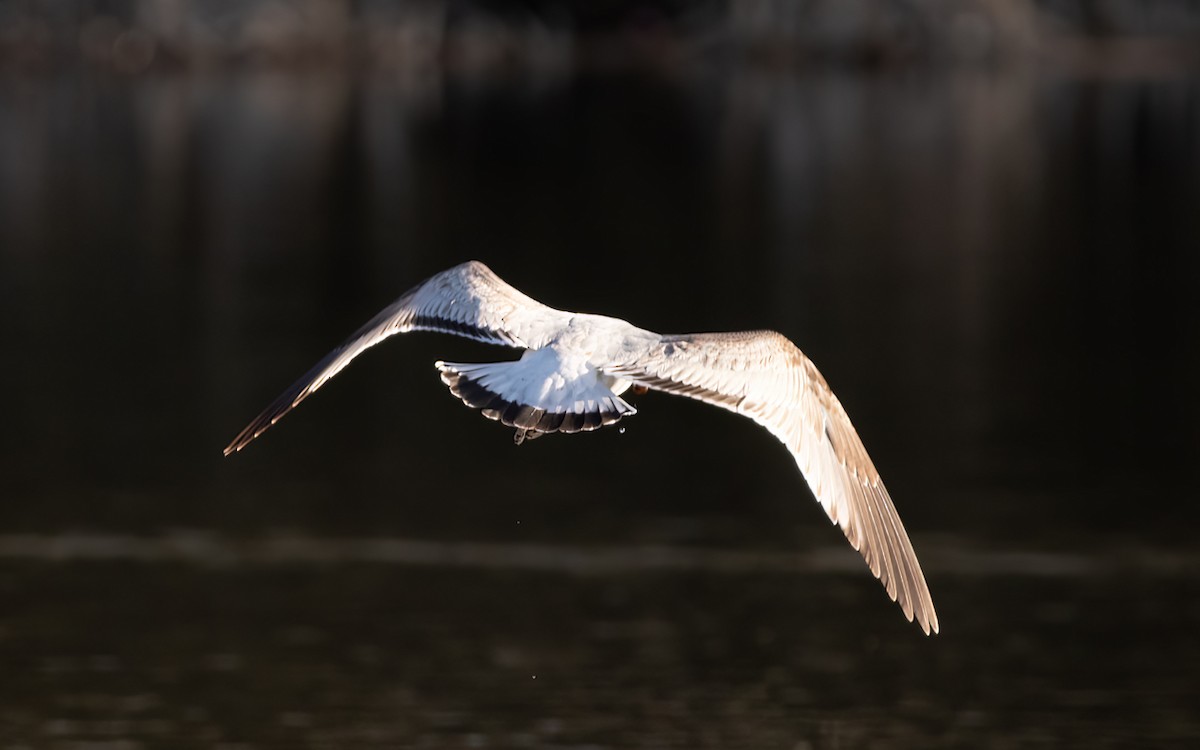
<box><xmin>619</xmin><ymin>427</ymin><xmax>626</xmax><ymax>434</ymax></box>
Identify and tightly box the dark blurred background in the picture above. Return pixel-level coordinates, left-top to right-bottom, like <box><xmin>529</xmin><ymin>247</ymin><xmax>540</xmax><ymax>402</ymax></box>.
<box><xmin>1</xmin><ymin>1</ymin><xmax>1198</xmax><ymax>747</ymax></box>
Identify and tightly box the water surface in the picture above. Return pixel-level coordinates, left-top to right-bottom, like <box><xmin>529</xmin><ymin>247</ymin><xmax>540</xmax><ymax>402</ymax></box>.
<box><xmin>1</xmin><ymin>45</ymin><xmax>1198</xmax><ymax>748</ymax></box>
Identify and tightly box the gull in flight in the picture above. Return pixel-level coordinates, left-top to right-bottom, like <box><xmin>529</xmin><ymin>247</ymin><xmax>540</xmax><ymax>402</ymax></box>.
<box><xmin>224</xmin><ymin>261</ymin><xmax>939</xmax><ymax>634</ymax></box>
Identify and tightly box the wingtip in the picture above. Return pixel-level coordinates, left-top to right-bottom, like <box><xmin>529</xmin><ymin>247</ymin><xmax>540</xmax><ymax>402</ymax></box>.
<box><xmin>893</xmin><ymin>584</ymin><xmax>939</xmax><ymax>636</ymax></box>
<box><xmin>914</xmin><ymin>608</ymin><xmax>939</xmax><ymax>636</ymax></box>
<box><xmin>222</xmin><ymin>429</ymin><xmax>257</xmax><ymax>456</ymax></box>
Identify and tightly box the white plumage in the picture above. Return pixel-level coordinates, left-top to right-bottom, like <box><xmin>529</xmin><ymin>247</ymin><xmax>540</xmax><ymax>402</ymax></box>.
<box><xmin>224</xmin><ymin>261</ymin><xmax>939</xmax><ymax>635</ymax></box>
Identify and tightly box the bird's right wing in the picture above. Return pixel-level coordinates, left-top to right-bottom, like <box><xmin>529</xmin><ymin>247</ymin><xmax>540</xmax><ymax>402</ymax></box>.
<box><xmin>223</xmin><ymin>261</ymin><xmax>570</xmax><ymax>455</ymax></box>
<box><xmin>608</xmin><ymin>331</ymin><xmax>938</xmax><ymax>635</ymax></box>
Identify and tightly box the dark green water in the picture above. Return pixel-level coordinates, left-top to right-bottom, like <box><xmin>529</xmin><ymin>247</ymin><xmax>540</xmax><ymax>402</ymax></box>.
<box><xmin>1</xmin><ymin>57</ymin><xmax>1198</xmax><ymax>747</ymax></box>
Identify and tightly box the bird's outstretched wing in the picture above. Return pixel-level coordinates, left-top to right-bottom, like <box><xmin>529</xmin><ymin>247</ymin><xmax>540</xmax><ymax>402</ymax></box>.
<box><xmin>608</xmin><ymin>331</ymin><xmax>939</xmax><ymax>634</ymax></box>
<box><xmin>223</xmin><ymin>261</ymin><xmax>570</xmax><ymax>455</ymax></box>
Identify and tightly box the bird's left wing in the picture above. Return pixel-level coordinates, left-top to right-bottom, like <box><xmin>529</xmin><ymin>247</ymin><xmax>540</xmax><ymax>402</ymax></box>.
<box><xmin>223</xmin><ymin>261</ymin><xmax>570</xmax><ymax>455</ymax></box>
<box><xmin>607</xmin><ymin>330</ymin><xmax>939</xmax><ymax>634</ymax></box>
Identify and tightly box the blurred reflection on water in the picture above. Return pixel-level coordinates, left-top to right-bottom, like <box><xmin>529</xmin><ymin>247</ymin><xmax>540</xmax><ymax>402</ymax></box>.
<box><xmin>2</xmin><ymin>63</ymin><xmax>1196</xmax><ymax>533</ymax></box>
<box><xmin>1</xmin><ymin>38</ymin><xmax>1199</xmax><ymax>749</ymax></box>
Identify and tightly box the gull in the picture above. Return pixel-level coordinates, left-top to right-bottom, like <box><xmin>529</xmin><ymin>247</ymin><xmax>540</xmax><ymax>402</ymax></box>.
<box><xmin>224</xmin><ymin>261</ymin><xmax>939</xmax><ymax>634</ymax></box>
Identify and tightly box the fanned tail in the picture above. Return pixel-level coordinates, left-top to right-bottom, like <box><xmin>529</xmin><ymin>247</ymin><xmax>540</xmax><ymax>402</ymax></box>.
<box><xmin>436</xmin><ymin>359</ymin><xmax>636</xmax><ymax>438</ymax></box>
